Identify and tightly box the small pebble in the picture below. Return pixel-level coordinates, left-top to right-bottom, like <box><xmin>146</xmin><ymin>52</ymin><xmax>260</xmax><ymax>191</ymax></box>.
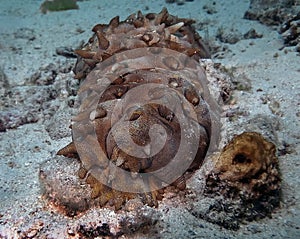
<box><xmin>268</xmin><ymin>99</ymin><xmax>280</xmax><ymax>114</ymax></box>
<box><xmin>26</xmin><ymin>229</ymin><xmax>38</xmax><ymax>238</ymax></box>
<box><xmin>247</xmin><ymin>224</ymin><xmax>262</xmax><ymax>233</ymax></box>
<box><xmin>67</xmin><ymin>229</ymin><xmax>75</xmax><ymax>236</ymax></box>
<box><xmin>176</xmin><ymin>0</ymin><xmax>185</xmax><ymax>5</ymax></box>
<box><xmin>125</xmin><ymin>198</ymin><xmax>144</xmax><ymax>211</ymax></box>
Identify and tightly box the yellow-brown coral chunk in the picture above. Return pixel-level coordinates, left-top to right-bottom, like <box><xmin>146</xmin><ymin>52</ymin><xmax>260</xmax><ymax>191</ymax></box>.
<box><xmin>201</xmin><ymin>132</ymin><xmax>281</xmax><ymax>229</ymax></box>
<box><xmin>215</xmin><ymin>132</ymin><xmax>278</xmax><ymax>182</ymax></box>
<box><xmin>207</xmin><ymin>132</ymin><xmax>281</xmax><ymax>202</ymax></box>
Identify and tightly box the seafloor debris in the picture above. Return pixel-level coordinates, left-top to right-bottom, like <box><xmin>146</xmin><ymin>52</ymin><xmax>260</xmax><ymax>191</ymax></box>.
<box><xmin>75</xmin><ymin>207</ymin><xmax>160</xmax><ymax>238</ymax></box>
<box><xmin>0</xmin><ymin>66</ymin><xmax>9</xmax><ymax>131</ymax></box>
<box><xmin>280</xmin><ymin>12</ymin><xmax>300</xmax><ymax>52</ymax></box>
<box><xmin>40</xmin><ymin>0</ymin><xmax>79</xmax><ymax>14</ymax></box>
<box><xmin>244</xmin><ymin>0</ymin><xmax>300</xmax><ymax>52</ymax></box>
<box><xmin>0</xmin><ymin>60</ymin><xmax>76</xmax><ymax>131</ymax></box>
<box><xmin>216</xmin><ymin>27</ymin><xmax>241</xmax><ymax>44</ymax></box>
<box><xmin>56</xmin><ymin>46</ymin><xmax>78</xmax><ymax>58</ymax></box>
<box><xmin>190</xmin><ymin>132</ymin><xmax>281</xmax><ymax>230</ymax></box>
<box><xmin>165</xmin><ymin>0</ymin><xmax>194</xmax><ymax>5</ymax></box>
<box><xmin>244</xmin><ymin>0</ymin><xmax>298</xmax><ymax>26</ymax></box>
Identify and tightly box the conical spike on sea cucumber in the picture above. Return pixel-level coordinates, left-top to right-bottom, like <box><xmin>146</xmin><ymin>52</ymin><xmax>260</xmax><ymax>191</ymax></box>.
<box><xmin>74</xmin><ymin>49</ymin><xmax>96</xmax><ymax>59</ymax></box>
<box><xmin>109</xmin><ymin>16</ymin><xmax>120</xmax><ymax>29</ymax></box>
<box><xmin>57</xmin><ymin>142</ymin><xmax>77</xmax><ymax>157</ymax></box>
<box><xmin>154</xmin><ymin>7</ymin><xmax>168</xmax><ymax>25</ymax></box>
<box><xmin>96</xmin><ymin>31</ymin><xmax>110</xmax><ymax>50</ymax></box>
<box><xmin>166</xmin><ymin>22</ymin><xmax>184</xmax><ymax>34</ymax></box>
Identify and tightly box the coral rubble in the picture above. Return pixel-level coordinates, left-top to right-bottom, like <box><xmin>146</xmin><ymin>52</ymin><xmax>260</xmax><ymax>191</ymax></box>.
<box><xmin>190</xmin><ymin>132</ymin><xmax>281</xmax><ymax>230</ymax></box>
<box><xmin>244</xmin><ymin>0</ymin><xmax>300</xmax><ymax>52</ymax></box>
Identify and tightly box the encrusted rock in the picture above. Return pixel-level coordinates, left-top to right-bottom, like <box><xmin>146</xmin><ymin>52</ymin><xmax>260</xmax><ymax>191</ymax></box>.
<box><xmin>244</xmin><ymin>0</ymin><xmax>299</xmax><ymax>26</ymax></box>
<box><xmin>191</xmin><ymin>132</ymin><xmax>281</xmax><ymax>230</ymax></box>
<box><xmin>244</xmin><ymin>1</ymin><xmax>300</xmax><ymax>52</ymax></box>
<box><xmin>280</xmin><ymin>12</ymin><xmax>300</xmax><ymax>52</ymax></box>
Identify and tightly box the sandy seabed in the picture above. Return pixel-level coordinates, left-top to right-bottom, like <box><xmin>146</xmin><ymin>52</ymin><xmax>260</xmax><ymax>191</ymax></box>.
<box><xmin>0</xmin><ymin>0</ymin><xmax>299</xmax><ymax>238</ymax></box>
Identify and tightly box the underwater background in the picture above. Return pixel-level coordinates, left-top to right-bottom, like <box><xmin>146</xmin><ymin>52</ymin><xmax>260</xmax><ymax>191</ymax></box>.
<box><xmin>0</xmin><ymin>0</ymin><xmax>299</xmax><ymax>238</ymax></box>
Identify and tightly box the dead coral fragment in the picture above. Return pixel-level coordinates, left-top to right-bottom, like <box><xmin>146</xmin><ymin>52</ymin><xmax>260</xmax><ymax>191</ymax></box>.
<box><xmin>208</xmin><ymin>132</ymin><xmax>281</xmax><ymax>199</ymax></box>
<box><xmin>215</xmin><ymin>131</ymin><xmax>279</xmax><ymax>183</ymax></box>
<box><xmin>40</xmin><ymin>0</ymin><xmax>79</xmax><ymax>14</ymax></box>
<box><xmin>201</xmin><ymin>132</ymin><xmax>281</xmax><ymax>229</ymax></box>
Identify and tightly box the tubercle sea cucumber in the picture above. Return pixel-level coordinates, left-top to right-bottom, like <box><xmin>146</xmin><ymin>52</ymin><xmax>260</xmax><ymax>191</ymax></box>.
<box><xmin>57</xmin><ymin>7</ymin><xmax>214</xmax><ymax>210</ymax></box>
<box><xmin>51</xmin><ymin>8</ymin><xmax>281</xmax><ymax>219</ymax></box>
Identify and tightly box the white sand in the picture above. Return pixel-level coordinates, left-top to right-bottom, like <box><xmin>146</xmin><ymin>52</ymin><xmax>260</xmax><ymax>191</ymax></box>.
<box><xmin>0</xmin><ymin>0</ymin><xmax>299</xmax><ymax>238</ymax></box>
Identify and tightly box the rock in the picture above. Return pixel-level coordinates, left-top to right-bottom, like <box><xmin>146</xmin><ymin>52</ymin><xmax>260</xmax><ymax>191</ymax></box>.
<box><xmin>203</xmin><ymin>2</ymin><xmax>217</xmax><ymax>14</ymax></box>
<box><xmin>216</xmin><ymin>27</ymin><xmax>241</xmax><ymax>44</ymax></box>
<box><xmin>243</xmin><ymin>28</ymin><xmax>263</xmax><ymax>39</ymax></box>
<box><xmin>280</xmin><ymin>12</ymin><xmax>300</xmax><ymax>52</ymax></box>
<box><xmin>243</xmin><ymin>0</ymin><xmax>300</xmax><ymax>32</ymax></box>
<box><xmin>77</xmin><ymin>223</ymin><xmax>113</xmax><ymax>238</ymax></box>
<box><xmin>56</xmin><ymin>47</ymin><xmax>77</xmax><ymax>58</ymax></box>
<box><xmin>244</xmin><ymin>0</ymin><xmax>298</xmax><ymax>26</ymax></box>
<box><xmin>197</xmin><ymin>132</ymin><xmax>281</xmax><ymax>229</ymax></box>
<box><xmin>40</xmin><ymin>0</ymin><xmax>79</xmax><ymax>14</ymax></box>
<box><xmin>165</xmin><ymin>0</ymin><xmax>194</xmax><ymax>4</ymax></box>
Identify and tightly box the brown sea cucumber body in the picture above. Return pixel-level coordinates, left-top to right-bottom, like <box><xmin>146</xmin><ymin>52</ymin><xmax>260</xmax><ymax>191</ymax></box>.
<box><xmin>57</xmin><ymin>8</ymin><xmax>215</xmax><ymax>210</ymax></box>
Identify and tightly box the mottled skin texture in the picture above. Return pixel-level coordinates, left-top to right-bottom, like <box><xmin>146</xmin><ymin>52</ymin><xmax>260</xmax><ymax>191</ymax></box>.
<box><xmin>58</xmin><ymin>8</ymin><xmax>212</xmax><ymax>210</ymax></box>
